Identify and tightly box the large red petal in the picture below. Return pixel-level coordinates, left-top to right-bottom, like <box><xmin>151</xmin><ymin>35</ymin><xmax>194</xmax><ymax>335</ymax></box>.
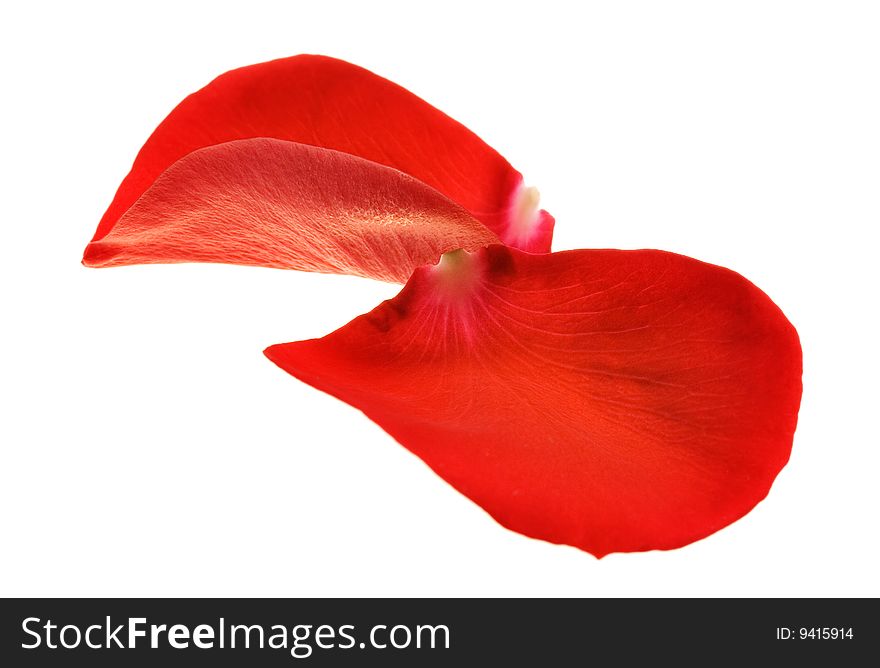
<box><xmin>91</xmin><ymin>55</ymin><xmax>553</xmax><ymax>252</ymax></box>
<box><xmin>265</xmin><ymin>245</ymin><xmax>802</xmax><ymax>556</ymax></box>
<box><xmin>83</xmin><ymin>139</ymin><xmax>498</xmax><ymax>283</ymax></box>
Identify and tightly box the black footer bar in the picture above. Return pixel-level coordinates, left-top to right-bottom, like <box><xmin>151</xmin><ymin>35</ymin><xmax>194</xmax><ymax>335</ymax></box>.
<box><xmin>1</xmin><ymin>598</ymin><xmax>872</xmax><ymax>665</ymax></box>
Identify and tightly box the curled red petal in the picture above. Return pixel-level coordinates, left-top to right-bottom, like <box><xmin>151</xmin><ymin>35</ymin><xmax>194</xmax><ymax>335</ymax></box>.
<box><xmin>82</xmin><ymin>139</ymin><xmax>499</xmax><ymax>283</ymax></box>
<box><xmin>265</xmin><ymin>245</ymin><xmax>802</xmax><ymax>556</ymax></box>
<box><xmin>92</xmin><ymin>54</ymin><xmax>553</xmax><ymax>252</ymax></box>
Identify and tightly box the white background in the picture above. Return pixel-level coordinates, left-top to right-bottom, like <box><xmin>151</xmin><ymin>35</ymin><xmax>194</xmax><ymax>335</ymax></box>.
<box><xmin>2</xmin><ymin>1</ymin><xmax>878</xmax><ymax>597</ymax></box>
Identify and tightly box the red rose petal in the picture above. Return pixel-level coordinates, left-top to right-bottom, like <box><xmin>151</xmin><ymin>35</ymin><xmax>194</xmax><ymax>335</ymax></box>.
<box><xmin>82</xmin><ymin>138</ymin><xmax>499</xmax><ymax>283</ymax></box>
<box><xmin>265</xmin><ymin>245</ymin><xmax>802</xmax><ymax>556</ymax></box>
<box><xmin>91</xmin><ymin>54</ymin><xmax>553</xmax><ymax>253</ymax></box>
